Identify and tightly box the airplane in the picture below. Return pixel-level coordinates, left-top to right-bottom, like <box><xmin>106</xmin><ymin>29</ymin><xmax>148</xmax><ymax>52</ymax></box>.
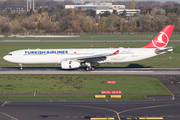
<box><xmin>3</xmin><ymin>25</ymin><xmax>175</xmax><ymax>71</ymax></box>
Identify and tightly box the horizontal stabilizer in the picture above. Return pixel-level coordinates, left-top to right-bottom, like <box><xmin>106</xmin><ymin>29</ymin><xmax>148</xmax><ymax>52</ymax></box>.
<box><xmin>155</xmin><ymin>46</ymin><xmax>173</xmax><ymax>54</ymax></box>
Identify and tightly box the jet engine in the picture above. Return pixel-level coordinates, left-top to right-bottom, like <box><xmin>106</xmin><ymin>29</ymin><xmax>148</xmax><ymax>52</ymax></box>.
<box><xmin>61</xmin><ymin>60</ymin><xmax>80</xmax><ymax>69</ymax></box>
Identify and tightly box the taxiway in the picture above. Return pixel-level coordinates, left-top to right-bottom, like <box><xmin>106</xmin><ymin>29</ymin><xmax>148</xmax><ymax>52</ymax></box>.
<box><xmin>1</xmin><ymin>99</ymin><xmax>180</xmax><ymax>120</ymax></box>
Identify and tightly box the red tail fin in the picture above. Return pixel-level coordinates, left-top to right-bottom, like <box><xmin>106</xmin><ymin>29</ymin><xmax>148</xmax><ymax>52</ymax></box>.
<box><xmin>141</xmin><ymin>25</ymin><xmax>175</xmax><ymax>48</ymax></box>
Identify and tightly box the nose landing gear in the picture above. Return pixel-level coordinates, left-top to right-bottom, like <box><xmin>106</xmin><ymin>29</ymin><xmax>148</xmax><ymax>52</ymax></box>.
<box><xmin>19</xmin><ymin>64</ymin><xmax>23</xmax><ymax>70</ymax></box>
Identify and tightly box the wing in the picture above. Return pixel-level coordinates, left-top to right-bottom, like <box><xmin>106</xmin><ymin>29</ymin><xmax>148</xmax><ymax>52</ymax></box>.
<box><xmin>65</xmin><ymin>50</ymin><xmax>119</xmax><ymax>64</ymax></box>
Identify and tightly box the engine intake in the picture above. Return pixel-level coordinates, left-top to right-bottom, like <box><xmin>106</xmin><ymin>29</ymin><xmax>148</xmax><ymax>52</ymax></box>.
<box><xmin>61</xmin><ymin>60</ymin><xmax>80</xmax><ymax>69</ymax></box>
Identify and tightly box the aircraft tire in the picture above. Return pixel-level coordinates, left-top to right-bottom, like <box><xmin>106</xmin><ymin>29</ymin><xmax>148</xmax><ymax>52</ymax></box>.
<box><xmin>91</xmin><ymin>67</ymin><xmax>95</xmax><ymax>71</ymax></box>
<box><xmin>85</xmin><ymin>67</ymin><xmax>90</xmax><ymax>71</ymax></box>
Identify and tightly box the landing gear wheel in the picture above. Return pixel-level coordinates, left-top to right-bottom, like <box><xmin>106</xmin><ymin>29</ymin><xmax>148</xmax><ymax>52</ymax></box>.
<box><xmin>85</xmin><ymin>67</ymin><xmax>90</xmax><ymax>71</ymax></box>
<box><xmin>85</xmin><ymin>66</ymin><xmax>95</xmax><ymax>71</ymax></box>
<box><xmin>19</xmin><ymin>64</ymin><xmax>23</xmax><ymax>70</ymax></box>
<box><xmin>91</xmin><ymin>67</ymin><xmax>95</xmax><ymax>71</ymax></box>
<box><xmin>85</xmin><ymin>63</ymin><xmax>95</xmax><ymax>71</ymax></box>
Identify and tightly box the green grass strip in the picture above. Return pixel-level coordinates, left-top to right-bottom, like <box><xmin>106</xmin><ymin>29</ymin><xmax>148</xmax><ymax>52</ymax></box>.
<box><xmin>0</xmin><ymin>75</ymin><xmax>170</xmax><ymax>96</ymax></box>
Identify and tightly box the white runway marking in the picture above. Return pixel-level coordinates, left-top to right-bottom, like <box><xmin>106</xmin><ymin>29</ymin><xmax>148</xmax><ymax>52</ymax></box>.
<box><xmin>91</xmin><ymin>71</ymin><xmax>154</xmax><ymax>72</ymax></box>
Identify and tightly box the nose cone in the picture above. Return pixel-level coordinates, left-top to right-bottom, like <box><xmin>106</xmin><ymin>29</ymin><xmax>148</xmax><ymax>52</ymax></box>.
<box><xmin>3</xmin><ymin>55</ymin><xmax>10</xmax><ymax>62</ymax></box>
<box><xmin>3</xmin><ymin>55</ymin><xmax>17</xmax><ymax>63</ymax></box>
<box><xmin>3</xmin><ymin>55</ymin><xmax>8</xmax><ymax>61</ymax></box>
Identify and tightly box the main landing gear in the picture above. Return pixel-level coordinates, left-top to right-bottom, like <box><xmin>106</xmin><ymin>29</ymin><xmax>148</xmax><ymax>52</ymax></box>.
<box><xmin>19</xmin><ymin>64</ymin><xmax>23</xmax><ymax>70</ymax></box>
<box><xmin>85</xmin><ymin>62</ymin><xmax>95</xmax><ymax>71</ymax></box>
<box><xmin>85</xmin><ymin>66</ymin><xmax>95</xmax><ymax>71</ymax></box>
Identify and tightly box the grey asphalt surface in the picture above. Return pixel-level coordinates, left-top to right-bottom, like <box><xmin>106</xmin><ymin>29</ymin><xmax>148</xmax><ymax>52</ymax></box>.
<box><xmin>0</xmin><ymin>40</ymin><xmax>180</xmax><ymax>42</ymax></box>
<box><xmin>1</xmin><ymin>99</ymin><xmax>180</xmax><ymax>120</ymax></box>
<box><xmin>1</xmin><ymin>67</ymin><xmax>180</xmax><ymax>75</ymax></box>
<box><xmin>0</xmin><ymin>68</ymin><xmax>180</xmax><ymax>120</ymax></box>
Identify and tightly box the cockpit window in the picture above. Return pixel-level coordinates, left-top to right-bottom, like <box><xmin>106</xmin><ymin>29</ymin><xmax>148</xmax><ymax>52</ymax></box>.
<box><xmin>8</xmin><ymin>53</ymin><xmax>12</xmax><ymax>55</ymax></box>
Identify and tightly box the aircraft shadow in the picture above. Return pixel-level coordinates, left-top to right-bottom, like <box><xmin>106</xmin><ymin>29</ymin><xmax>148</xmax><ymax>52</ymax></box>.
<box><xmin>125</xmin><ymin>63</ymin><xmax>151</xmax><ymax>68</ymax></box>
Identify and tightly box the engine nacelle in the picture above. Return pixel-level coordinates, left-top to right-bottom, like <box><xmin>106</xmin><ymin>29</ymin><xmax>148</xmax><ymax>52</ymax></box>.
<box><xmin>61</xmin><ymin>60</ymin><xmax>80</xmax><ymax>69</ymax></box>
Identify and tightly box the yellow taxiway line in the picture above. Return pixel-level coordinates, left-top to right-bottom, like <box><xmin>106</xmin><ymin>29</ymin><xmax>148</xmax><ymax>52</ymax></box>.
<box><xmin>139</xmin><ymin>117</ymin><xmax>163</xmax><ymax>119</ymax></box>
<box><xmin>1</xmin><ymin>101</ymin><xmax>7</xmax><ymax>107</ymax></box>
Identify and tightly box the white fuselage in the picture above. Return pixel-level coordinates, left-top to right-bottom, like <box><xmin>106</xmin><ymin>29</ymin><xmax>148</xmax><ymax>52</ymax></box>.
<box><xmin>3</xmin><ymin>48</ymin><xmax>159</xmax><ymax>65</ymax></box>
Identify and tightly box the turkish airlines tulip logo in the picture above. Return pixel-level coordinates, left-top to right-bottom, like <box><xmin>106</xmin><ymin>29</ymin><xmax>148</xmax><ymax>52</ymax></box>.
<box><xmin>152</xmin><ymin>32</ymin><xmax>169</xmax><ymax>48</ymax></box>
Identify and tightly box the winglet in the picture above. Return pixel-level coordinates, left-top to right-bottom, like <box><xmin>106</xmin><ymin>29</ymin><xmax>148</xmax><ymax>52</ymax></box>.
<box><xmin>112</xmin><ymin>50</ymin><xmax>119</xmax><ymax>55</ymax></box>
<box><xmin>111</xmin><ymin>46</ymin><xmax>115</xmax><ymax>48</ymax></box>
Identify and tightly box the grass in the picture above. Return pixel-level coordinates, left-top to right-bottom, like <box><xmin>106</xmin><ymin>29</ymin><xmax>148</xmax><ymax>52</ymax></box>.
<box><xmin>0</xmin><ymin>34</ymin><xmax>180</xmax><ymax>40</ymax></box>
<box><xmin>0</xmin><ymin>42</ymin><xmax>180</xmax><ymax>68</ymax></box>
<box><xmin>0</xmin><ymin>74</ymin><xmax>169</xmax><ymax>100</ymax></box>
<box><xmin>0</xmin><ymin>75</ymin><xmax>170</xmax><ymax>96</ymax></box>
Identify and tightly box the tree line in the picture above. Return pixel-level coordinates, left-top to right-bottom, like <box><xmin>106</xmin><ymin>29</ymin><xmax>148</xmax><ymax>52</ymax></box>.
<box><xmin>0</xmin><ymin>1</ymin><xmax>180</xmax><ymax>34</ymax></box>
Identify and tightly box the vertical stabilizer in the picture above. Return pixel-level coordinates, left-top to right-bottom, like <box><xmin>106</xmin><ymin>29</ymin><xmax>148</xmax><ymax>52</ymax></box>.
<box><xmin>141</xmin><ymin>25</ymin><xmax>175</xmax><ymax>48</ymax></box>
